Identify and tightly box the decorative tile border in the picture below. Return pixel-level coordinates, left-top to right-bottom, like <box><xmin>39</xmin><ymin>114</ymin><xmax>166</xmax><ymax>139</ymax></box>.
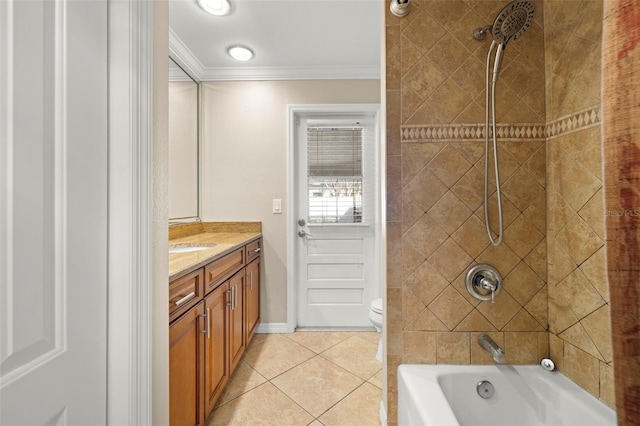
<box><xmin>545</xmin><ymin>106</ymin><xmax>601</xmax><ymax>139</ymax></box>
<box><xmin>401</xmin><ymin>123</ymin><xmax>546</xmax><ymax>142</ymax></box>
<box><xmin>400</xmin><ymin>106</ymin><xmax>601</xmax><ymax>142</ymax></box>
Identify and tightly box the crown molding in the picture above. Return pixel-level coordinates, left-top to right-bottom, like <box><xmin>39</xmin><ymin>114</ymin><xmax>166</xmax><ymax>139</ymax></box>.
<box><xmin>199</xmin><ymin>65</ymin><xmax>380</xmax><ymax>81</ymax></box>
<box><xmin>168</xmin><ymin>28</ymin><xmax>380</xmax><ymax>82</ymax></box>
<box><xmin>168</xmin><ymin>28</ymin><xmax>205</xmax><ymax>80</ymax></box>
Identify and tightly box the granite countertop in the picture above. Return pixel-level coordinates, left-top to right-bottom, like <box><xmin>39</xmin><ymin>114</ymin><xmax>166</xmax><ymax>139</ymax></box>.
<box><xmin>169</xmin><ymin>222</ymin><xmax>261</xmax><ymax>282</ymax></box>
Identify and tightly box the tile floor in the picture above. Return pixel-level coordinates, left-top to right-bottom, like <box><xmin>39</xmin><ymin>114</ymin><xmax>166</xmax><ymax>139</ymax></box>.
<box><xmin>205</xmin><ymin>331</ymin><xmax>383</xmax><ymax>426</ymax></box>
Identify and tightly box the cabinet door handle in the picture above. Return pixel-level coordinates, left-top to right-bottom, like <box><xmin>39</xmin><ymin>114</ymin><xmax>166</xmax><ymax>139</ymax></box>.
<box><xmin>174</xmin><ymin>291</ymin><xmax>195</xmax><ymax>306</ymax></box>
<box><xmin>233</xmin><ymin>285</ymin><xmax>237</xmax><ymax>310</ymax></box>
<box><xmin>201</xmin><ymin>308</ymin><xmax>210</xmax><ymax>339</ymax></box>
<box><xmin>227</xmin><ymin>288</ymin><xmax>233</xmax><ymax>306</ymax></box>
<box><xmin>249</xmin><ymin>271</ymin><xmax>253</xmax><ymax>290</ymax></box>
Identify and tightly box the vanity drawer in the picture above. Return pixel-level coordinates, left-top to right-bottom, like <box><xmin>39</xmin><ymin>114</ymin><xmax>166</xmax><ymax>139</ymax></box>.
<box><xmin>246</xmin><ymin>238</ymin><xmax>262</xmax><ymax>262</ymax></box>
<box><xmin>205</xmin><ymin>247</ymin><xmax>245</xmax><ymax>292</ymax></box>
<box><xmin>169</xmin><ymin>269</ymin><xmax>204</xmax><ymax>321</ymax></box>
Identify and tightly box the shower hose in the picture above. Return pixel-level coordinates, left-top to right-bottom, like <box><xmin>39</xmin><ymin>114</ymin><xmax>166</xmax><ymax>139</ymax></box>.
<box><xmin>484</xmin><ymin>40</ymin><xmax>504</xmax><ymax>246</ymax></box>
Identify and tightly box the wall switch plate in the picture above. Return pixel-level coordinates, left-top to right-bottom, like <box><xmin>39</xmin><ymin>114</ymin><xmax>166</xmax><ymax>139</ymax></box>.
<box><xmin>273</xmin><ymin>199</ymin><xmax>282</xmax><ymax>214</ymax></box>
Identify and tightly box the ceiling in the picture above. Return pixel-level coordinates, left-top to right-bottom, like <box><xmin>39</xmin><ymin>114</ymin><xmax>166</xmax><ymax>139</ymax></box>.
<box><xmin>169</xmin><ymin>0</ymin><xmax>383</xmax><ymax>81</ymax></box>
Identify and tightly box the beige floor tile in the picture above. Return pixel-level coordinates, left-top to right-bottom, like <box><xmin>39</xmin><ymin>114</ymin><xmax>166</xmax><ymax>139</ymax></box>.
<box><xmin>243</xmin><ymin>334</ymin><xmax>315</xmax><ymax>379</ymax></box>
<box><xmin>285</xmin><ymin>331</ymin><xmax>354</xmax><ymax>353</ymax></box>
<box><xmin>317</xmin><ymin>382</ymin><xmax>382</xmax><ymax>426</ymax></box>
<box><xmin>367</xmin><ymin>369</ymin><xmax>383</xmax><ymax>389</ymax></box>
<box><xmin>320</xmin><ymin>335</ymin><xmax>380</xmax><ymax>379</ymax></box>
<box><xmin>357</xmin><ymin>331</ymin><xmax>381</xmax><ymax>344</ymax></box>
<box><xmin>271</xmin><ymin>356</ymin><xmax>364</xmax><ymax>417</ymax></box>
<box><xmin>248</xmin><ymin>333</ymin><xmax>275</xmax><ymax>346</ymax></box>
<box><xmin>215</xmin><ymin>360</ymin><xmax>267</xmax><ymax>407</ymax></box>
<box><xmin>206</xmin><ymin>382</ymin><xmax>314</xmax><ymax>426</ymax></box>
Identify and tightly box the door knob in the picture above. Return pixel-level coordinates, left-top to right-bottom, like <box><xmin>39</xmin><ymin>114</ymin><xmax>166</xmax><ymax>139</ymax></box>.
<box><xmin>298</xmin><ymin>230</ymin><xmax>308</xmax><ymax>238</ymax></box>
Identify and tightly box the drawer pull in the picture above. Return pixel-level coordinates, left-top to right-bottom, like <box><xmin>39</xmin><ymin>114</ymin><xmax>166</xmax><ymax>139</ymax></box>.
<box><xmin>253</xmin><ymin>247</ymin><xmax>261</xmax><ymax>253</ymax></box>
<box><xmin>233</xmin><ymin>285</ymin><xmax>237</xmax><ymax>309</ymax></box>
<box><xmin>174</xmin><ymin>291</ymin><xmax>195</xmax><ymax>306</ymax></box>
<box><xmin>201</xmin><ymin>309</ymin><xmax>210</xmax><ymax>339</ymax></box>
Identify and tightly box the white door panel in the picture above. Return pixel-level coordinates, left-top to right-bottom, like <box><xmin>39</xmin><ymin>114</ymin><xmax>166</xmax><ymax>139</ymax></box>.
<box><xmin>294</xmin><ymin>110</ymin><xmax>379</xmax><ymax>328</ymax></box>
<box><xmin>299</xmin><ymin>227</ymin><xmax>371</xmax><ymax>326</ymax></box>
<box><xmin>1</xmin><ymin>0</ymin><xmax>107</xmax><ymax>423</ymax></box>
<box><xmin>307</xmin><ymin>289</ymin><xmax>364</xmax><ymax>305</ymax></box>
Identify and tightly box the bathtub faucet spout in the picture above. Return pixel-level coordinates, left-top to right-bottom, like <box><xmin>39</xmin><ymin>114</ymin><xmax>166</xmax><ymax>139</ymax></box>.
<box><xmin>478</xmin><ymin>334</ymin><xmax>505</xmax><ymax>363</ymax></box>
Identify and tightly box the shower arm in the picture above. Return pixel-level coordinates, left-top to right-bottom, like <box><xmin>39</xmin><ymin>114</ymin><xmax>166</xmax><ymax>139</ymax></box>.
<box><xmin>473</xmin><ymin>25</ymin><xmax>493</xmax><ymax>41</ymax></box>
<box><xmin>390</xmin><ymin>0</ymin><xmax>410</xmax><ymax>17</ymax></box>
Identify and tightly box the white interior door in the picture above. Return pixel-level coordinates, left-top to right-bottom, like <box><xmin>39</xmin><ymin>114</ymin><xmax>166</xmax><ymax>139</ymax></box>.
<box><xmin>295</xmin><ymin>111</ymin><xmax>379</xmax><ymax>328</ymax></box>
<box><xmin>0</xmin><ymin>0</ymin><xmax>108</xmax><ymax>423</ymax></box>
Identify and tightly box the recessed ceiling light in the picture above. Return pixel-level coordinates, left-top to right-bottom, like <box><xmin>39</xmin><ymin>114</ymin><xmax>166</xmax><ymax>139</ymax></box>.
<box><xmin>197</xmin><ymin>0</ymin><xmax>231</xmax><ymax>16</ymax></box>
<box><xmin>227</xmin><ymin>45</ymin><xmax>254</xmax><ymax>61</ymax></box>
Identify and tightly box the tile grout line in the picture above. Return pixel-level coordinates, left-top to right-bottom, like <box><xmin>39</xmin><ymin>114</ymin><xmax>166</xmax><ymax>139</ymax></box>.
<box><xmin>270</xmin><ymin>333</ymin><xmax>382</xmax><ymax>423</ymax></box>
<box><xmin>207</xmin><ymin>332</ymin><xmax>382</xmax><ymax>425</ymax></box>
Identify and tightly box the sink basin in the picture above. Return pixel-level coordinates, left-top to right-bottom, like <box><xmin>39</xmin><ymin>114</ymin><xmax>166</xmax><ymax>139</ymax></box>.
<box><xmin>169</xmin><ymin>243</ymin><xmax>217</xmax><ymax>254</ymax></box>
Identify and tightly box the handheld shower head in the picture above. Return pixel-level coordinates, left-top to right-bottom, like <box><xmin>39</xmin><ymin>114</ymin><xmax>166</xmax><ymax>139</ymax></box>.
<box><xmin>480</xmin><ymin>1</ymin><xmax>536</xmax><ymax>246</ymax></box>
<box><xmin>491</xmin><ymin>0</ymin><xmax>535</xmax><ymax>45</ymax></box>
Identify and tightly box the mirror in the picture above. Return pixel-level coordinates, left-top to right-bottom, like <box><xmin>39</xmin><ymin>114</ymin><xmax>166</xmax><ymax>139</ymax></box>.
<box><xmin>168</xmin><ymin>57</ymin><xmax>200</xmax><ymax>221</ymax></box>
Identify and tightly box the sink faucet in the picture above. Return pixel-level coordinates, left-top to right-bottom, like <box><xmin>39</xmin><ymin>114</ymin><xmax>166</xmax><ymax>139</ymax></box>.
<box><xmin>478</xmin><ymin>334</ymin><xmax>506</xmax><ymax>363</ymax></box>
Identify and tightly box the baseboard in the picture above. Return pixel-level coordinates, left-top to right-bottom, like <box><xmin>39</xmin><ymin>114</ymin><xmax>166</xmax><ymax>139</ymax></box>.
<box><xmin>256</xmin><ymin>323</ymin><xmax>378</xmax><ymax>334</ymax></box>
<box><xmin>256</xmin><ymin>322</ymin><xmax>290</xmax><ymax>334</ymax></box>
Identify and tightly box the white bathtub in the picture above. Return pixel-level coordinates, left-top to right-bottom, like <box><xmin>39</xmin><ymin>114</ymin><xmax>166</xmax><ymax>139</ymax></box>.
<box><xmin>398</xmin><ymin>364</ymin><xmax>616</xmax><ymax>426</ymax></box>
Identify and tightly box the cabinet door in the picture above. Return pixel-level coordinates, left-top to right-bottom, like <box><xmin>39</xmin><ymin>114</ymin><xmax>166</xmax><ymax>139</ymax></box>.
<box><xmin>228</xmin><ymin>270</ymin><xmax>245</xmax><ymax>373</ymax></box>
<box><xmin>170</xmin><ymin>302</ymin><xmax>205</xmax><ymax>426</ymax></box>
<box><xmin>203</xmin><ymin>282</ymin><xmax>230</xmax><ymax>417</ymax></box>
<box><xmin>245</xmin><ymin>257</ymin><xmax>260</xmax><ymax>345</ymax></box>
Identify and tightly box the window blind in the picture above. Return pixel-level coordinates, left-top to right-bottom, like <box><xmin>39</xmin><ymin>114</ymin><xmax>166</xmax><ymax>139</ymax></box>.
<box><xmin>307</xmin><ymin>128</ymin><xmax>362</xmax><ymax>177</ymax></box>
<box><xmin>307</xmin><ymin>127</ymin><xmax>363</xmax><ymax>223</ymax></box>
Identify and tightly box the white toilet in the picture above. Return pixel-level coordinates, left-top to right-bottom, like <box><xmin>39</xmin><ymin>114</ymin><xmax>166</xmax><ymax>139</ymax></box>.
<box><xmin>368</xmin><ymin>298</ymin><xmax>383</xmax><ymax>363</ymax></box>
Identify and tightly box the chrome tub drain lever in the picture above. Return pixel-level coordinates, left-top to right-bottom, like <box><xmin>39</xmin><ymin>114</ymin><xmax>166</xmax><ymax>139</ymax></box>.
<box><xmin>477</xmin><ymin>380</ymin><xmax>495</xmax><ymax>399</ymax></box>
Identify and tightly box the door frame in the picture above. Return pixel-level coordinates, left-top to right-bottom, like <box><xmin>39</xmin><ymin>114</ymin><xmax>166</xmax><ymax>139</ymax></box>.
<box><xmin>286</xmin><ymin>104</ymin><xmax>382</xmax><ymax>332</ymax></box>
<box><xmin>107</xmin><ymin>0</ymin><xmax>166</xmax><ymax>424</ymax></box>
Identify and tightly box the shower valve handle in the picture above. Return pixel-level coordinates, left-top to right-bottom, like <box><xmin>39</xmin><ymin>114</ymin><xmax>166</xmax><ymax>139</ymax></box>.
<box><xmin>478</xmin><ymin>276</ymin><xmax>497</xmax><ymax>303</ymax></box>
<box><xmin>465</xmin><ymin>264</ymin><xmax>502</xmax><ymax>303</ymax></box>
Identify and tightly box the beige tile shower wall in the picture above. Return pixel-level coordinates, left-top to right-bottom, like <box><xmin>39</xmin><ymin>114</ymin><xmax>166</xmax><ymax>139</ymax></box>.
<box><xmin>386</xmin><ymin>1</ymin><xmax>546</xmax><ymax>423</ymax></box>
<box><xmin>544</xmin><ymin>0</ymin><xmax>614</xmax><ymax>408</ymax></box>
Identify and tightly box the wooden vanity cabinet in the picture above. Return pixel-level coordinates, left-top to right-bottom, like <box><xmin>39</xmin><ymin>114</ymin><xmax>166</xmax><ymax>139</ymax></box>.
<box><xmin>246</xmin><ymin>238</ymin><xmax>261</xmax><ymax>262</ymax></box>
<box><xmin>201</xmin><ymin>268</ymin><xmax>245</xmax><ymax>416</ymax></box>
<box><xmin>170</xmin><ymin>236</ymin><xmax>262</xmax><ymax>425</ymax></box>
<box><xmin>170</xmin><ymin>302</ymin><xmax>205</xmax><ymax>426</ymax></box>
<box><xmin>228</xmin><ymin>270</ymin><xmax>245</xmax><ymax>373</ymax></box>
<box><xmin>169</xmin><ymin>269</ymin><xmax>204</xmax><ymax>322</ymax></box>
<box><xmin>245</xmin><ymin>257</ymin><xmax>260</xmax><ymax>345</ymax></box>
<box><xmin>205</xmin><ymin>247</ymin><xmax>245</xmax><ymax>293</ymax></box>
<box><xmin>203</xmin><ymin>281</ymin><xmax>229</xmax><ymax>416</ymax></box>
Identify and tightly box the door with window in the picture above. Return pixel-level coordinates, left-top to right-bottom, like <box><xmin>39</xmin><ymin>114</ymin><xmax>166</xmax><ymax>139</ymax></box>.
<box><xmin>295</xmin><ymin>110</ymin><xmax>379</xmax><ymax>328</ymax></box>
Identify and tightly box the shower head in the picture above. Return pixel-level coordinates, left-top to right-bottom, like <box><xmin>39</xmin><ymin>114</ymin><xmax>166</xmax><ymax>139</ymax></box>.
<box><xmin>491</xmin><ymin>0</ymin><xmax>535</xmax><ymax>45</ymax></box>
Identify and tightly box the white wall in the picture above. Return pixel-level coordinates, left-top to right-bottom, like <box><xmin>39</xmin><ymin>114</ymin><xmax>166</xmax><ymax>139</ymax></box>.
<box><xmin>201</xmin><ymin>80</ymin><xmax>380</xmax><ymax>324</ymax></box>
